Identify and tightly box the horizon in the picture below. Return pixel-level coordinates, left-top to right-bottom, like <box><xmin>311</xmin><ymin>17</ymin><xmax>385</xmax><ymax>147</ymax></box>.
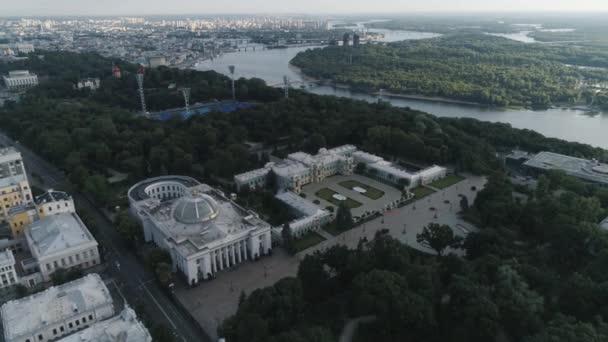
<box><xmin>3</xmin><ymin>0</ymin><xmax>608</xmax><ymax>17</ymax></box>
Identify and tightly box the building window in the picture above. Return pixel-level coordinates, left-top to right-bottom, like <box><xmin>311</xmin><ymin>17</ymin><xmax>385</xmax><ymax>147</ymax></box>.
<box><xmin>53</xmin><ymin>328</ymin><xmax>57</xmax><ymax>335</ymax></box>
<box><xmin>38</xmin><ymin>334</ymin><xmax>43</xmax><ymax>341</ymax></box>
<box><xmin>60</xmin><ymin>326</ymin><xmax>65</xmax><ymax>332</ymax></box>
<box><xmin>82</xmin><ymin>317</ymin><xmax>86</xmax><ymax>323</ymax></box>
<box><xmin>69</xmin><ymin>322</ymin><xmax>73</xmax><ymax>328</ymax></box>
<box><xmin>89</xmin><ymin>314</ymin><xmax>93</xmax><ymax>320</ymax></box>
<box><xmin>75</xmin><ymin>320</ymin><xmax>80</xmax><ymax>326</ymax></box>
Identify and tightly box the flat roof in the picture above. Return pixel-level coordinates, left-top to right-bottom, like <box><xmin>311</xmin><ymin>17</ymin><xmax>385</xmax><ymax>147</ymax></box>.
<box><xmin>1</xmin><ymin>274</ymin><xmax>113</xmax><ymax>341</ymax></box>
<box><xmin>57</xmin><ymin>307</ymin><xmax>151</xmax><ymax>342</ymax></box>
<box><xmin>234</xmin><ymin>166</ymin><xmax>270</xmax><ymax>183</ymax></box>
<box><xmin>0</xmin><ymin>173</ymin><xmax>27</xmax><ymax>189</ymax></box>
<box><xmin>35</xmin><ymin>189</ymin><xmax>71</xmax><ymax>205</ymax></box>
<box><xmin>26</xmin><ymin>213</ymin><xmax>96</xmax><ymax>258</ymax></box>
<box><xmin>0</xmin><ymin>249</ymin><xmax>14</xmax><ymax>267</ymax></box>
<box><xmin>523</xmin><ymin>151</ymin><xmax>608</xmax><ymax>184</ymax></box>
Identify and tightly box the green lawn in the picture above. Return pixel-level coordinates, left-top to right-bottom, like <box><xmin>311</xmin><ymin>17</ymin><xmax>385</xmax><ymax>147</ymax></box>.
<box><xmin>292</xmin><ymin>232</ymin><xmax>326</xmax><ymax>252</ymax></box>
<box><xmin>411</xmin><ymin>186</ymin><xmax>436</xmax><ymax>199</ymax></box>
<box><xmin>323</xmin><ymin>221</ymin><xmax>350</xmax><ymax>236</ymax></box>
<box><xmin>428</xmin><ymin>174</ymin><xmax>465</xmax><ymax>189</ymax></box>
<box><xmin>339</xmin><ymin>180</ymin><xmax>385</xmax><ymax>200</ymax></box>
<box><xmin>315</xmin><ymin>188</ymin><xmax>362</xmax><ymax>208</ymax></box>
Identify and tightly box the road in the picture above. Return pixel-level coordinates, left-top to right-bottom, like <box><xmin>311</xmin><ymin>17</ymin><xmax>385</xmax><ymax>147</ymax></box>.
<box><xmin>0</xmin><ymin>132</ymin><xmax>210</xmax><ymax>342</ymax></box>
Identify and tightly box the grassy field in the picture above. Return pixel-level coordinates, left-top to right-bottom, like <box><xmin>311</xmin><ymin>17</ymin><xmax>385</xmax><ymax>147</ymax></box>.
<box><xmin>315</xmin><ymin>188</ymin><xmax>362</xmax><ymax>208</ymax></box>
<box><xmin>411</xmin><ymin>186</ymin><xmax>436</xmax><ymax>199</ymax></box>
<box><xmin>428</xmin><ymin>174</ymin><xmax>465</xmax><ymax>189</ymax></box>
<box><xmin>293</xmin><ymin>232</ymin><xmax>326</xmax><ymax>252</ymax></box>
<box><xmin>339</xmin><ymin>180</ymin><xmax>385</xmax><ymax>200</ymax></box>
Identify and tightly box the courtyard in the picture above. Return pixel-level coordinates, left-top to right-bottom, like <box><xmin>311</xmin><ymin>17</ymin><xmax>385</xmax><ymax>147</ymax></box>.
<box><xmin>174</xmin><ymin>174</ymin><xmax>487</xmax><ymax>341</ymax></box>
<box><xmin>302</xmin><ymin>174</ymin><xmax>403</xmax><ymax>218</ymax></box>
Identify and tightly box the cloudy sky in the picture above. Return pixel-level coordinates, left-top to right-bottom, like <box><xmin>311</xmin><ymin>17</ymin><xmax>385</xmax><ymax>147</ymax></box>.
<box><xmin>3</xmin><ymin>0</ymin><xmax>608</xmax><ymax>16</ymax></box>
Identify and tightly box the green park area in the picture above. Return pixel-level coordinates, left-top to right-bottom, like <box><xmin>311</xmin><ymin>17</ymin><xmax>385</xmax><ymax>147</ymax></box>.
<box><xmin>292</xmin><ymin>232</ymin><xmax>326</xmax><ymax>252</ymax></box>
<box><xmin>339</xmin><ymin>180</ymin><xmax>385</xmax><ymax>200</ymax></box>
<box><xmin>411</xmin><ymin>186</ymin><xmax>436</xmax><ymax>200</ymax></box>
<box><xmin>315</xmin><ymin>188</ymin><xmax>362</xmax><ymax>208</ymax></box>
<box><xmin>428</xmin><ymin>174</ymin><xmax>465</xmax><ymax>189</ymax></box>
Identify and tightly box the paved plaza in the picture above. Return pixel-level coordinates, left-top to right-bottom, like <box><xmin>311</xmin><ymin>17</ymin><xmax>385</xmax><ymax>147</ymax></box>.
<box><xmin>301</xmin><ymin>174</ymin><xmax>403</xmax><ymax>217</ymax></box>
<box><xmin>174</xmin><ymin>174</ymin><xmax>487</xmax><ymax>340</ymax></box>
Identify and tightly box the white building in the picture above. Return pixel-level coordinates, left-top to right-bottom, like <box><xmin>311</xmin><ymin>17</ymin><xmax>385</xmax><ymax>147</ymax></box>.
<box><xmin>274</xmin><ymin>191</ymin><xmax>331</xmax><ymax>237</ymax></box>
<box><xmin>234</xmin><ymin>145</ymin><xmax>356</xmax><ymax>193</ymax></box>
<box><xmin>353</xmin><ymin>151</ymin><xmax>446</xmax><ymax>189</ymax></box>
<box><xmin>1</xmin><ymin>274</ymin><xmax>115</xmax><ymax>342</ymax></box>
<box><xmin>34</xmin><ymin>189</ymin><xmax>76</xmax><ymax>217</ymax></box>
<box><xmin>128</xmin><ymin>176</ymin><xmax>273</xmax><ymax>285</ymax></box>
<box><xmin>57</xmin><ymin>306</ymin><xmax>151</xmax><ymax>342</ymax></box>
<box><xmin>148</xmin><ymin>55</ymin><xmax>168</xmax><ymax>68</ymax></box>
<box><xmin>24</xmin><ymin>213</ymin><xmax>100</xmax><ymax>282</ymax></box>
<box><xmin>0</xmin><ymin>250</ymin><xmax>18</xmax><ymax>289</ymax></box>
<box><xmin>3</xmin><ymin>70</ymin><xmax>38</xmax><ymax>91</ymax></box>
<box><xmin>0</xmin><ymin>147</ymin><xmax>33</xmax><ymax>223</ymax></box>
<box><xmin>75</xmin><ymin>78</ymin><xmax>100</xmax><ymax>91</ymax></box>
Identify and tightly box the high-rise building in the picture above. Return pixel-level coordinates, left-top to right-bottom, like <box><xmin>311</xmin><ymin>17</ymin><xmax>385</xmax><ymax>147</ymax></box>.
<box><xmin>343</xmin><ymin>33</ymin><xmax>351</xmax><ymax>46</ymax></box>
<box><xmin>353</xmin><ymin>33</ymin><xmax>361</xmax><ymax>46</ymax></box>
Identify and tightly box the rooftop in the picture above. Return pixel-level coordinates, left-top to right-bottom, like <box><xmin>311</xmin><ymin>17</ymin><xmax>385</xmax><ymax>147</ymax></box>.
<box><xmin>0</xmin><ymin>146</ymin><xmax>20</xmax><ymax>158</ymax></box>
<box><xmin>131</xmin><ymin>177</ymin><xmax>271</xmax><ymax>258</ymax></box>
<box><xmin>35</xmin><ymin>189</ymin><xmax>71</xmax><ymax>205</ymax></box>
<box><xmin>0</xmin><ymin>173</ymin><xmax>27</xmax><ymax>189</ymax></box>
<box><xmin>234</xmin><ymin>166</ymin><xmax>270</xmax><ymax>183</ymax></box>
<box><xmin>127</xmin><ymin>175</ymin><xmax>199</xmax><ymax>202</ymax></box>
<box><xmin>1</xmin><ymin>274</ymin><xmax>113</xmax><ymax>341</ymax></box>
<box><xmin>57</xmin><ymin>307</ymin><xmax>151</xmax><ymax>342</ymax></box>
<box><xmin>272</xmin><ymin>160</ymin><xmax>310</xmax><ymax>178</ymax></box>
<box><xmin>0</xmin><ymin>249</ymin><xmax>15</xmax><ymax>267</ymax></box>
<box><xmin>6</xmin><ymin>70</ymin><xmax>35</xmax><ymax>78</ymax></box>
<box><xmin>523</xmin><ymin>151</ymin><xmax>608</xmax><ymax>184</ymax></box>
<box><xmin>25</xmin><ymin>213</ymin><xmax>96</xmax><ymax>258</ymax></box>
<box><xmin>276</xmin><ymin>191</ymin><xmax>322</xmax><ymax>217</ymax></box>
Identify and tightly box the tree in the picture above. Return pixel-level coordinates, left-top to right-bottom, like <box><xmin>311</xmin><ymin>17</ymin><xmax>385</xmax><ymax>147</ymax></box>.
<box><xmin>336</xmin><ymin>203</ymin><xmax>354</xmax><ymax>231</ymax></box>
<box><xmin>115</xmin><ymin>210</ymin><xmax>143</xmax><ymax>246</ymax></box>
<box><xmin>282</xmin><ymin>223</ymin><xmax>295</xmax><ymax>255</ymax></box>
<box><xmin>15</xmin><ymin>284</ymin><xmax>28</xmax><ymax>299</ymax></box>
<box><xmin>151</xmin><ymin>324</ymin><xmax>176</xmax><ymax>342</ymax></box>
<box><xmin>459</xmin><ymin>195</ymin><xmax>469</xmax><ymax>212</ymax></box>
<box><xmin>84</xmin><ymin>174</ymin><xmax>110</xmax><ymax>204</ymax></box>
<box><xmin>416</xmin><ymin>223</ymin><xmax>462</xmax><ymax>256</ymax></box>
<box><xmin>155</xmin><ymin>262</ymin><xmax>172</xmax><ymax>287</ymax></box>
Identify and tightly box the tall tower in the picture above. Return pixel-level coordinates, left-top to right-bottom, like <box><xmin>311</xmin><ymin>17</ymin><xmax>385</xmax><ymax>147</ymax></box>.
<box><xmin>283</xmin><ymin>76</ymin><xmax>290</xmax><ymax>99</ymax></box>
<box><xmin>136</xmin><ymin>66</ymin><xmax>147</xmax><ymax>114</ymax></box>
<box><xmin>228</xmin><ymin>65</ymin><xmax>236</xmax><ymax>100</ymax></box>
<box><xmin>179</xmin><ymin>87</ymin><xmax>191</xmax><ymax>117</ymax></box>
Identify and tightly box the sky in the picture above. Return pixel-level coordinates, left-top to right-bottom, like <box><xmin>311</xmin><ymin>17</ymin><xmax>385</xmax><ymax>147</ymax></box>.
<box><xmin>3</xmin><ymin>0</ymin><xmax>608</xmax><ymax>16</ymax></box>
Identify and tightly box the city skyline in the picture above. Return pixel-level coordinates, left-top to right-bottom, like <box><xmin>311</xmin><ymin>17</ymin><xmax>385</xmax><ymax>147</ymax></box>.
<box><xmin>3</xmin><ymin>0</ymin><xmax>608</xmax><ymax>16</ymax></box>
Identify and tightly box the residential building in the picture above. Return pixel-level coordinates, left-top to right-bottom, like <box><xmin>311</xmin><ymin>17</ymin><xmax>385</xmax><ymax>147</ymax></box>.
<box><xmin>0</xmin><ymin>250</ymin><xmax>18</xmax><ymax>289</ymax></box>
<box><xmin>128</xmin><ymin>176</ymin><xmax>272</xmax><ymax>285</ymax></box>
<box><xmin>3</xmin><ymin>70</ymin><xmax>39</xmax><ymax>91</ymax></box>
<box><xmin>0</xmin><ymin>147</ymin><xmax>33</xmax><ymax>223</ymax></box>
<box><xmin>7</xmin><ymin>189</ymin><xmax>76</xmax><ymax>239</ymax></box>
<box><xmin>1</xmin><ymin>274</ymin><xmax>115</xmax><ymax>342</ymax></box>
<box><xmin>57</xmin><ymin>306</ymin><xmax>152</xmax><ymax>342</ymax></box>
<box><xmin>275</xmin><ymin>191</ymin><xmax>331</xmax><ymax>237</ymax></box>
<box><xmin>24</xmin><ymin>213</ymin><xmax>100</xmax><ymax>282</ymax></box>
<box><xmin>522</xmin><ymin>151</ymin><xmax>608</xmax><ymax>185</ymax></box>
<box><xmin>35</xmin><ymin>189</ymin><xmax>76</xmax><ymax>218</ymax></box>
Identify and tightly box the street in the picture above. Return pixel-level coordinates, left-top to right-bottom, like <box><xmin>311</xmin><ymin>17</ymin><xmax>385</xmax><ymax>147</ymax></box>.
<box><xmin>0</xmin><ymin>132</ymin><xmax>210</xmax><ymax>342</ymax></box>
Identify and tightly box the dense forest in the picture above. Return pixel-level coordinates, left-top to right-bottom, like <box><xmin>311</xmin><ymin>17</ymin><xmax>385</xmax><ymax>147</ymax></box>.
<box><xmin>291</xmin><ymin>33</ymin><xmax>608</xmax><ymax>109</ymax></box>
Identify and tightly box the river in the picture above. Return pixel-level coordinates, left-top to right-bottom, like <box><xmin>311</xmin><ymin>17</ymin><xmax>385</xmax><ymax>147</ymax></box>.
<box><xmin>195</xmin><ymin>33</ymin><xmax>608</xmax><ymax>149</ymax></box>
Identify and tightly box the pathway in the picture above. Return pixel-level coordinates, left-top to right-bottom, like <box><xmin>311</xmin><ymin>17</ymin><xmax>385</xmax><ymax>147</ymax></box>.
<box><xmin>339</xmin><ymin>316</ymin><xmax>377</xmax><ymax>342</ymax></box>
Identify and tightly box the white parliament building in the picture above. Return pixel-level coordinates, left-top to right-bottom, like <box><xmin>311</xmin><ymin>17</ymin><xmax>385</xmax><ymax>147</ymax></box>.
<box><xmin>128</xmin><ymin>176</ymin><xmax>272</xmax><ymax>285</ymax></box>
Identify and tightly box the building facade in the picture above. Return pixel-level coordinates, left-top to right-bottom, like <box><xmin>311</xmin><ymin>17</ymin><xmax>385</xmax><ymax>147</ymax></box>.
<box><xmin>75</xmin><ymin>78</ymin><xmax>100</xmax><ymax>91</ymax></box>
<box><xmin>0</xmin><ymin>250</ymin><xmax>18</xmax><ymax>289</ymax></box>
<box><xmin>7</xmin><ymin>190</ymin><xmax>75</xmax><ymax>239</ymax></box>
<box><xmin>274</xmin><ymin>191</ymin><xmax>331</xmax><ymax>238</ymax></box>
<box><xmin>234</xmin><ymin>145</ymin><xmax>356</xmax><ymax>193</ymax></box>
<box><xmin>128</xmin><ymin>176</ymin><xmax>272</xmax><ymax>285</ymax></box>
<box><xmin>24</xmin><ymin>213</ymin><xmax>100</xmax><ymax>282</ymax></box>
<box><xmin>57</xmin><ymin>306</ymin><xmax>151</xmax><ymax>342</ymax></box>
<box><xmin>0</xmin><ymin>147</ymin><xmax>33</xmax><ymax>223</ymax></box>
<box><xmin>1</xmin><ymin>274</ymin><xmax>115</xmax><ymax>342</ymax></box>
<box><xmin>3</xmin><ymin>70</ymin><xmax>38</xmax><ymax>91</ymax></box>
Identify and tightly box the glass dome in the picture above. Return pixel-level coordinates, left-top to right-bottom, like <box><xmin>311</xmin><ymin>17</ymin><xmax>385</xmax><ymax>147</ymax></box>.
<box><xmin>173</xmin><ymin>195</ymin><xmax>219</xmax><ymax>224</ymax></box>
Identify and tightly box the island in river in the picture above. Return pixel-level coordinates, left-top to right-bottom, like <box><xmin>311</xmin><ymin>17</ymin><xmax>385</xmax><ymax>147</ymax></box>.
<box><xmin>290</xmin><ymin>33</ymin><xmax>608</xmax><ymax>110</ymax></box>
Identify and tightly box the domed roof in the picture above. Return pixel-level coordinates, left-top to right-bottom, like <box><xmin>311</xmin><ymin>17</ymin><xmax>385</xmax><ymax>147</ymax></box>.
<box><xmin>173</xmin><ymin>195</ymin><xmax>219</xmax><ymax>224</ymax></box>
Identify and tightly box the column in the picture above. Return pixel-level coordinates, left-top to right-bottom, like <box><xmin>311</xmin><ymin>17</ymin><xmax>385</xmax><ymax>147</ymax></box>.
<box><xmin>211</xmin><ymin>251</ymin><xmax>216</xmax><ymax>273</ymax></box>
<box><xmin>242</xmin><ymin>241</ymin><xmax>248</xmax><ymax>261</ymax></box>
<box><xmin>217</xmin><ymin>248</ymin><xmax>224</xmax><ymax>271</ymax></box>
<box><xmin>236</xmin><ymin>241</ymin><xmax>242</xmax><ymax>263</ymax></box>
<box><xmin>231</xmin><ymin>244</ymin><xmax>236</xmax><ymax>265</ymax></box>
